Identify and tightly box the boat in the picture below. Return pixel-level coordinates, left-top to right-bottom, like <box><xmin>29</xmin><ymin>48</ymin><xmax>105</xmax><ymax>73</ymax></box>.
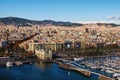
<box><xmin>95</xmin><ymin>66</ymin><xmax>102</xmax><ymax>70</ymax></box>
<box><xmin>6</xmin><ymin>61</ymin><xmax>13</xmax><ymax>67</ymax></box>
<box><xmin>100</xmin><ymin>66</ymin><xmax>106</xmax><ymax>71</ymax></box>
<box><xmin>105</xmin><ymin>69</ymin><xmax>114</xmax><ymax>73</ymax></box>
<box><xmin>74</xmin><ymin>57</ymin><xmax>84</xmax><ymax>61</ymax></box>
<box><xmin>113</xmin><ymin>73</ymin><xmax>120</xmax><ymax>80</ymax></box>
<box><xmin>0</xmin><ymin>56</ymin><xmax>9</xmax><ymax>59</ymax></box>
<box><xmin>101</xmin><ymin>68</ymin><xmax>105</xmax><ymax>71</ymax></box>
<box><xmin>15</xmin><ymin>61</ymin><xmax>23</xmax><ymax>66</ymax></box>
<box><xmin>90</xmin><ymin>65</ymin><xmax>97</xmax><ymax>69</ymax></box>
<box><xmin>105</xmin><ymin>68</ymin><xmax>114</xmax><ymax>73</ymax></box>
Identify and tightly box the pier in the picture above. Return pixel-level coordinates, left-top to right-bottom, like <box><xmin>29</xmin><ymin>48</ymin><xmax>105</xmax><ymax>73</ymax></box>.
<box><xmin>56</xmin><ymin>59</ymin><xmax>113</xmax><ymax>80</ymax></box>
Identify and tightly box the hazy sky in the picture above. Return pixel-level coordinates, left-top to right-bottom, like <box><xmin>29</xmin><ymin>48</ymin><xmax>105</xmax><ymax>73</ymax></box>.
<box><xmin>0</xmin><ymin>0</ymin><xmax>120</xmax><ymax>23</ymax></box>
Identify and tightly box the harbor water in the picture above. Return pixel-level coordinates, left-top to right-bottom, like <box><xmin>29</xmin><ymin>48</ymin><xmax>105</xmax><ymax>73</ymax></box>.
<box><xmin>0</xmin><ymin>62</ymin><xmax>91</xmax><ymax>80</ymax></box>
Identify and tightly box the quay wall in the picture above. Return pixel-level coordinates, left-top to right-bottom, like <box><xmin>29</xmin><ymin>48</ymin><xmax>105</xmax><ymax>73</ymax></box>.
<box><xmin>58</xmin><ymin>64</ymin><xmax>90</xmax><ymax>77</ymax></box>
<box><xmin>99</xmin><ymin>75</ymin><xmax>113</xmax><ymax>80</ymax></box>
<box><xmin>58</xmin><ymin>63</ymin><xmax>113</xmax><ymax>80</ymax></box>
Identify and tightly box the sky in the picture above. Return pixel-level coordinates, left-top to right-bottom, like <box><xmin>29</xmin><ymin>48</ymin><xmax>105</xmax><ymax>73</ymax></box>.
<box><xmin>0</xmin><ymin>0</ymin><xmax>120</xmax><ymax>24</ymax></box>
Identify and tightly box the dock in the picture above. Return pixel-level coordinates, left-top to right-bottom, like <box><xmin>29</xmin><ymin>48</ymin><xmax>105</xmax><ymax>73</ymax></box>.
<box><xmin>55</xmin><ymin>60</ymin><xmax>113</xmax><ymax>80</ymax></box>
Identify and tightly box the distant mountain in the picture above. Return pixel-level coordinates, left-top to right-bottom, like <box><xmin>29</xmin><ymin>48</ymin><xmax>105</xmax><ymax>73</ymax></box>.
<box><xmin>96</xmin><ymin>23</ymin><xmax>118</xmax><ymax>27</ymax></box>
<box><xmin>0</xmin><ymin>17</ymin><xmax>83</xmax><ymax>27</ymax></box>
<box><xmin>0</xmin><ymin>17</ymin><xmax>119</xmax><ymax>27</ymax></box>
<box><xmin>0</xmin><ymin>17</ymin><xmax>32</xmax><ymax>26</ymax></box>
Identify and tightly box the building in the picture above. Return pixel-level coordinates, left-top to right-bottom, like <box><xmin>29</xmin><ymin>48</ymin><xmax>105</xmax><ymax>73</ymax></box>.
<box><xmin>73</xmin><ymin>41</ymin><xmax>81</xmax><ymax>51</ymax></box>
<box><xmin>56</xmin><ymin>42</ymin><xmax>63</xmax><ymax>51</ymax></box>
<box><xmin>1</xmin><ymin>40</ymin><xmax>7</xmax><ymax>47</ymax></box>
<box><xmin>96</xmin><ymin>42</ymin><xmax>104</xmax><ymax>49</ymax></box>
<box><xmin>28</xmin><ymin>40</ymin><xmax>52</xmax><ymax>60</ymax></box>
<box><xmin>74</xmin><ymin>41</ymin><xmax>81</xmax><ymax>48</ymax></box>
<box><xmin>64</xmin><ymin>41</ymin><xmax>72</xmax><ymax>48</ymax></box>
<box><xmin>85</xmin><ymin>28</ymin><xmax>89</xmax><ymax>33</ymax></box>
<box><xmin>35</xmin><ymin>49</ymin><xmax>52</xmax><ymax>60</ymax></box>
<box><xmin>28</xmin><ymin>40</ymin><xmax>34</xmax><ymax>52</ymax></box>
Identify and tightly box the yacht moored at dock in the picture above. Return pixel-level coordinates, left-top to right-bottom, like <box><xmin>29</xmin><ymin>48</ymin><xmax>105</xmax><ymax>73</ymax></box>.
<box><xmin>74</xmin><ymin>57</ymin><xmax>84</xmax><ymax>61</ymax></box>
<box><xmin>15</xmin><ymin>61</ymin><xmax>23</xmax><ymax>66</ymax></box>
<box><xmin>6</xmin><ymin>61</ymin><xmax>13</xmax><ymax>67</ymax></box>
<box><xmin>113</xmin><ymin>73</ymin><xmax>120</xmax><ymax>80</ymax></box>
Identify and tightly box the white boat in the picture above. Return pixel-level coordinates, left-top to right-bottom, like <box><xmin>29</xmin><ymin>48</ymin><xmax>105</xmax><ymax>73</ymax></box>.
<box><xmin>6</xmin><ymin>61</ymin><xmax>13</xmax><ymax>67</ymax></box>
<box><xmin>106</xmin><ymin>69</ymin><xmax>114</xmax><ymax>73</ymax></box>
<box><xmin>15</xmin><ymin>61</ymin><xmax>23</xmax><ymax>66</ymax></box>
<box><xmin>74</xmin><ymin>57</ymin><xmax>84</xmax><ymax>61</ymax></box>
<box><xmin>100</xmin><ymin>66</ymin><xmax>106</xmax><ymax>71</ymax></box>
<box><xmin>0</xmin><ymin>56</ymin><xmax>9</xmax><ymax>59</ymax></box>
<box><xmin>91</xmin><ymin>67</ymin><xmax>97</xmax><ymax>69</ymax></box>
<box><xmin>113</xmin><ymin>73</ymin><xmax>120</xmax><ymax>80</ymax></box>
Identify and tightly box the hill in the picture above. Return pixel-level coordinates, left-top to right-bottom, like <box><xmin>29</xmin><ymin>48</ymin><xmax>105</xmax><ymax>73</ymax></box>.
<box><xmin>0</xmin><ymin>17</ymin><xmax>119</xmax><ymax>27</ymax></box>
<box><xmin>0</xmin><ymin>17</ymin><xmax>83</xmax><ymax>27</ymax></box>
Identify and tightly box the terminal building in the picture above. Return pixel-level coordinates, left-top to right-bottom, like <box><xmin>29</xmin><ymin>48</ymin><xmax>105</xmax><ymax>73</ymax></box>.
<box><xmin>28</xmin><ymin>40</ymin><xmax>52</xmax><ymax>60</ymax></box>
<box><xmin>28</xmin><ymin>40</ymin><xmax>106</xmax><ymax>58</ymax></box>
<box><xmin>28</xmin><ymin>40</ymin><xmax>86</xmax><ymax>52</ymax></box>
<box><xmin>35</xmin><ymin>49</ymin><xmax>52</xmax><ymax>60</ymax></box>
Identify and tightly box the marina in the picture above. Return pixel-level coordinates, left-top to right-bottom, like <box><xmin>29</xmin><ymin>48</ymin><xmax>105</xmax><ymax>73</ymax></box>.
<box><xmin>54</xmin><ymin>54</ymin><xmax>120</xmax><ymax>80</ymax></box>
<box><xmin>0</xmin><ymin>54</ymin><xmax>120</xmax><ymax>80</ymax></box>
<box><xmin>77</xmin><ymin>56</ymin><xmax>120</xmax><ymax>80</ymax></box>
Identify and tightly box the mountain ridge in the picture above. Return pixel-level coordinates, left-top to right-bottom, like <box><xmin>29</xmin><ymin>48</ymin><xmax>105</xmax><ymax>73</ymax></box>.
<box><xmin>0</xmin><ymin>17</ymin><xmax>119</xmax><ymax>27</ymax></box>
